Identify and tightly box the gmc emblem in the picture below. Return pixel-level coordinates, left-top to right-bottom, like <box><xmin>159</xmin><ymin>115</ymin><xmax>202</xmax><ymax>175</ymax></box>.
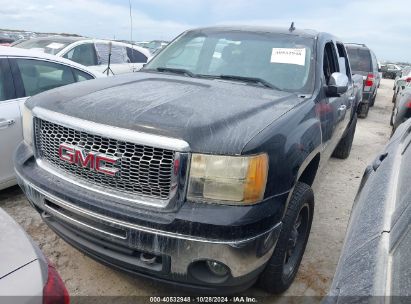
<box><xmin>58</xmin><ymin>143</ymin><xmax>119</xmax><ymax>176</ymax></box>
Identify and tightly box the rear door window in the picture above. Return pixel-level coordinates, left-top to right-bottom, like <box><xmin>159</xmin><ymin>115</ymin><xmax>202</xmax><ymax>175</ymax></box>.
<box><xmin>0</xmin><ymin>59</ymin><xmax>15</xmax><ymax>101</ymax></box>
<box><xmin>95</xmin><ymin>43</ymin><xmax>129</xmax><ymax>64</ymax></box>
<box><xmin>346</xmin><ymin>47</ymin><xmax>372</xmax><ymax>72</ymax></box>
<box><xmin>15</xmin><ymin>59</ymin><xmax>76</xmax><ymax>96</ymax></box>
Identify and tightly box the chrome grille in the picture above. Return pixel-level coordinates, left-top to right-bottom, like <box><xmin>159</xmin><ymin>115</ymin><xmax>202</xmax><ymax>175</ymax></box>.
<box><xmin>34</xmin><ymin>118</ymin><xmax>175</xmax><ymax>199</ymax></box>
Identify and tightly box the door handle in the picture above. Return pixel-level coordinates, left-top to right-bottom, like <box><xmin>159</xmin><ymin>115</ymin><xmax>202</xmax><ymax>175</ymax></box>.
<box><xmin>0</xmin><ymin>119</ymin><xmax>15</xmax><ymax>128</ymax></box>
<box><xmin>338</xmin><ymin>105</ymin><xmax>347</xmax><ymax>121</ymax></box>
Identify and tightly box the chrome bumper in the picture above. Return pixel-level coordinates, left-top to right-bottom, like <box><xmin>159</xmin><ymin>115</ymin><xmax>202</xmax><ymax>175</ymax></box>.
<box><xmin>16</xmin><ymin>171</ymin><xmax>281</xmax><ymax>280</ymax></box>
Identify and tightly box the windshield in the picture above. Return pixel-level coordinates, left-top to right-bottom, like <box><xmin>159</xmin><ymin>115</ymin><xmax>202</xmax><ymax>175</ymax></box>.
<box><xmin>346</xmin><ymin>47</ymin><xmax>372</xmax><ymax>72</ymax></box>
<box><xmin>145</xmin><ymin>30</ymin><xmax>315</xmax><ymax>93</ymax></box>
<box><xmin>15</xmin><ymin>39</ymin><xmax>72</xmax><ymax>55</ymax></box>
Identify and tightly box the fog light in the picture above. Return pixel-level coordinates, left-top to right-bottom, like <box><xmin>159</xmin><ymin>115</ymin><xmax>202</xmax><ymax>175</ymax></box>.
<box><xmin>206</xmin><ymin>261</ymin><xmax>229</xmax><ymax>277</ymax></box>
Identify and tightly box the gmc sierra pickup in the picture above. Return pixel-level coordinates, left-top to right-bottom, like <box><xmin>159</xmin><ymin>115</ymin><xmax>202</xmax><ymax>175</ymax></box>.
<box><xmin>15</xmin><ymin>26</ymin><xmax>358</xmax><ymax>294</ymax></box>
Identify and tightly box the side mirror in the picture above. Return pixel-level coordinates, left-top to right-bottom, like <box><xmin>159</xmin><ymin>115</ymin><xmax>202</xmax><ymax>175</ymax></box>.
<box><xmin>327</xmin><ymin>72</ymin><xmax>349</xmax><ymax>97</ymax></box>
<box><xmin>378</xmin><ymin>67</ymin><xmax>382</xmax><ymax>72</ymax></box>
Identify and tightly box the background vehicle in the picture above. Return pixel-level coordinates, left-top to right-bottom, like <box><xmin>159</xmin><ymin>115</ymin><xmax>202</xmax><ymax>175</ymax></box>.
<box><xmin>15</xmin><ymin>26</ymin><xmax>358</xmax><ymax>294</ymax></box>
<box><xmin>326</xmin><ymin>119</ymin><xmax>411</xmax><ymax>301</ymax></box>
<box><xmin>345</xmin><ymin>43</ymin><xmax>380</xmax><ymax>117</ymax></box>
<box><xmin>392</xmin><ymin>66</ymin><xmax>411</xmax><ymax>102</ymax></box>
<box><xmin>14</xmin><ymin>37</ymin><xmax>151</xmax><ymax>75</ymax></box>
<box><xmin>0</xmin><ymin>34</ymin><xmax>14</xmax><ymax>46</ymax></box>
<box><xmin>0</xmin><ymin>207</ymin><xmax>69</xmax><ymax>304</ymax></box>
<box><xmin>0</xmin><ymin>46</ymin><xmax>102</xmax><ymax>190</ymax></box>
<box><xmin>391</xmin><ymin>81</ymin><xmax>411</xmax><ymax>132</ymax></box>
<box><xmin>381</xmin><ymin>63</ymin><xmax>402</xmax><ymax>79</ymax></box>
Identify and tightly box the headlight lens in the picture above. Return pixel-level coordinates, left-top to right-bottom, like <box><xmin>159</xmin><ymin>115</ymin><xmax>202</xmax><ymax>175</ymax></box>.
<box><xmin>21</xmin><ymin>104</ymin><xmax>33</xmax><ymax>146</ymax></box>
<box><xmin>187</xmin><ymin>153</ymin><xmax>268</xmax><ymax>204</ymax></box>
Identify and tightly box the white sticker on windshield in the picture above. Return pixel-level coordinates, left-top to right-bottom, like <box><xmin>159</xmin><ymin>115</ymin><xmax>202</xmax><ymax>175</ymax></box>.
<box><xmin>46</xmin><ymin>42</ymin><xmax>65</xmax><ymax>49</ymax></box>
<box><xmin>270</xmin><ymin>48</ymin><xmax>306</xmax><ymax>66</ymax></box>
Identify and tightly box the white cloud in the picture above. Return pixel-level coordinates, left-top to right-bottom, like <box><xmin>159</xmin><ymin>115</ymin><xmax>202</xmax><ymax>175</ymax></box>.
<box><xmin>0</xmin><ymin>0</ymin><xmax>191</xmax><ymax>41</ymax></box>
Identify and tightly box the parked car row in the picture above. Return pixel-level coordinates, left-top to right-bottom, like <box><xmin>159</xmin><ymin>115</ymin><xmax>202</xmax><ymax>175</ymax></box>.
<box><xmin>391</xmin><ymin>76</ymin><xmax>411</xmax><ymax>133</ymax></box>
<box><xmin>345</xmin><ymin>43</ymin><xmax>381</xmax><ymax>118</ymax></box>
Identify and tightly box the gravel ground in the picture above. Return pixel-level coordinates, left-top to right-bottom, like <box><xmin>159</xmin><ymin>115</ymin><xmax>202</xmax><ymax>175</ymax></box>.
<box><xmin>0</xmin><ymin>79</ymin><xmax>394</xmax><ymax>301</ymax></box>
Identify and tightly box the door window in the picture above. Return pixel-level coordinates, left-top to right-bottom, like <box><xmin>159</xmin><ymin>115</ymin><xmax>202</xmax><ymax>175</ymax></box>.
<box><xmin>0</xmin><ymin>59</ymin><xmax>15</xmax><ymax>101</ymax></box>
<box><xmin>126</xmin><ymin>47</ymin><xmax>148</xmax><ymax>63</ymax></box>
<box><xmin>63</xmin><ymin>43</ymin><xmax>98</xmax><ymax>66</ymax></box>
<box><xmin>323</xmin><ymin>42</ymin><xmax>339</xmax><ymax>84</ymax></box>
<box><xmin>336</xmin><ymin>43</ymin><xmax>352</xmax><ymax>80</ymax></box>
<box><xmin>16</xmin><ymin>59</ymin><xmax>76</xmax><ymax>96</ymax></box>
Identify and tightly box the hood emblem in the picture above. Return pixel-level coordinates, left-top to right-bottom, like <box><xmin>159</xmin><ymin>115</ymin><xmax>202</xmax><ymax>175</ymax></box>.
<box><xmin>58</xmin><ymin>143</ymin><xmax>119</xmax><ymax>176</ymax></box>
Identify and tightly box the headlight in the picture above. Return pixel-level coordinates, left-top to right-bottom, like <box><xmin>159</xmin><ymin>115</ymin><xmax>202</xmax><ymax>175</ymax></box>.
<box><xmin>187</xmin><ymin>153</ymin><xmax>268</xmax><ymax>205</ymax></box>
<box><xmin>20</xmin><ymin>104</ymin><xmax>33</xmax><ymax>146</ymax></box>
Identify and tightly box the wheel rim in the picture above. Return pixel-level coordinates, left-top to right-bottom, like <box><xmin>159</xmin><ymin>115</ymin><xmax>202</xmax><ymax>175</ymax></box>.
<box><xmin>282</xmin><ymin>203</ymin><xmax>310</xmax><ymax>280</ymax></box>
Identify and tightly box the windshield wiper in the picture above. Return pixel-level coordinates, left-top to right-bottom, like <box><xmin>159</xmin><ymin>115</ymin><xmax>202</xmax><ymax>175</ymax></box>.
<box><xmin>153</xmin><ymin>67</ymin><xmax>195</xmax><ymax>77</ymax></box>
<box><xmin>216</xmin><ymin>75</ymin><xmax>281</xmax><ymax>90</ymax></box>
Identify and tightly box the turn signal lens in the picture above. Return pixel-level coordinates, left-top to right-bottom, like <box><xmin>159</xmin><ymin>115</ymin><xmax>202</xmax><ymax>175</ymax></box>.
<box><xmin>187</xmin><ymin>153</ymin><xmax>268</xmax><ymax>205</ymax></box>
<box><xmin>20</xmin><ymin>104</ymin><xmax>33</xmax><ymax>147</ymax></box>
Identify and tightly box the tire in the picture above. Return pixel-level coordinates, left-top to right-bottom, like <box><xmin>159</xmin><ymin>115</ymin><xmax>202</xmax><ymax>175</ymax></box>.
<box><xmin>369</xmin><ymin>93</ymin><xmax>376</xmax><ymax>107</ymax></box>
<box><xmin>258</xmin><ymin>182</ymin><xmax>314</xmax><ymax>294</ymax></box>
<box><xmin>358</xmin><ymin>102</ymin><xmax>369</xmax><ymax>118</ymax></box>
<box><xmin>332</xmin><ymin>115</ymin><xmax>357</xmax><ymax>159</ymax></box>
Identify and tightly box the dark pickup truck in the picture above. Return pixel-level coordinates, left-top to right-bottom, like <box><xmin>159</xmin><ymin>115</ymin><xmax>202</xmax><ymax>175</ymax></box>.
<box><xmin>15</xmin><ymin>26</ymin><xmax>359</xmax><ymax>294</ymax></box>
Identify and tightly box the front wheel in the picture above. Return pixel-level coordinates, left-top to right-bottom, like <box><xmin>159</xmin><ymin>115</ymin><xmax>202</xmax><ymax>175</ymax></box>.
<box><xmin>258</xmin><ymin>182</ymin><xmax>314</xmax><ymax>294</ymax></box>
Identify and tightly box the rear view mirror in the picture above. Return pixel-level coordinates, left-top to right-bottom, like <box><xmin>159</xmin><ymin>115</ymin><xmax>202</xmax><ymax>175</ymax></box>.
<box><xmin>327</xmin><ymin>72</ymin><xmax>349</xmax><ymax>97</ymax></box>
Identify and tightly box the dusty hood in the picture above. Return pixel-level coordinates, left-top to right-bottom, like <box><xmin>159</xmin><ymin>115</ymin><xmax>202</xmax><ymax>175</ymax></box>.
<box><xmin>27</xmin><ymin>72</ymin><xmax>302</xmax><ymax>154</ymax></box>
<box><xmin>0</xmin><ymin>208</ymin><xmax>39</xmax><ymax>278</ymax></box>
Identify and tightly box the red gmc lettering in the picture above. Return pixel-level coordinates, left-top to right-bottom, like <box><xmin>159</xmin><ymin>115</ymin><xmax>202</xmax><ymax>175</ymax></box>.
<box><xmin>58</xmin><ymin>143</ymin><xmax>119</xmax><ymax>176</ymax></box>
<box><xmin>95</xmin><ymin>155</ymin><xmax>119</xmax><ymax>176</ymax></box>
<box><xmin>59</xmin><ymin>143</ymin><xmax>75</xmax><ymax>163</ymax></box>
<box><xmin>74</xmin><ymin>150</ymin><xmax>95</xmax><ymax>169</ymax></box>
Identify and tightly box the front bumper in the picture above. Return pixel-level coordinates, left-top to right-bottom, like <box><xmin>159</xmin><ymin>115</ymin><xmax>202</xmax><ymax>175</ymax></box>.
<box><xmin>15</xmin><ymin>143</ymin><xmax>283</xmax><ymax>293</ymax></box>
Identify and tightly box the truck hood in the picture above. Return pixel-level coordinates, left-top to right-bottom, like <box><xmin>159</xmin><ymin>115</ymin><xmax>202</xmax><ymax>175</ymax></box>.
<box><xmin>0</xmin><ymin>208</ymin><xmax>39</xmax><ymax>279</ymax></box>
<box><xmin>27</xmin><ymin>72</ymin><xmax>302</xmax><ymax>154</ymax></box>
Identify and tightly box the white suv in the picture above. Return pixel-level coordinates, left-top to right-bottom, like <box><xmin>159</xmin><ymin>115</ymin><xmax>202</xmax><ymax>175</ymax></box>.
<box><xmin>15</xmin><ymin>37</ymin><xmax>151</xmax><ymax>75</ymax></box>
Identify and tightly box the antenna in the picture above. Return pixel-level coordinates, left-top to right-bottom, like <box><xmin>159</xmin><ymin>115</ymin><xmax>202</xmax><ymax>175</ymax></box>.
<box><xmin>129</xmin><ymin>0</ymin><xmax>136</xmax><ymax>72</ymax></box>
<box><xmin>289</xmin><ymin>22</ymin><xmax>296</xmax><ymax>32</ymax></box>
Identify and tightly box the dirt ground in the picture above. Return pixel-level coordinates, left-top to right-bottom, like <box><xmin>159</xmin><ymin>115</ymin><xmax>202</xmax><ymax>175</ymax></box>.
<box><xmin>0</xmin><ymin>79</ymin><xmax>394</xmax><ymax>301</ymax></box>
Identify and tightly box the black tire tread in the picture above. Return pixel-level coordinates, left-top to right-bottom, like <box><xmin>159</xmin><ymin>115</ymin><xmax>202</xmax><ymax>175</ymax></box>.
<box><xmin>258</xmin><ymin>182</ymin><xmax>314</xmax><ymax>294</ymax></box>
<box><xmin>332</xmin><ymin>115</ymin><xmax>357</xmax><ymax>159</ymax></box>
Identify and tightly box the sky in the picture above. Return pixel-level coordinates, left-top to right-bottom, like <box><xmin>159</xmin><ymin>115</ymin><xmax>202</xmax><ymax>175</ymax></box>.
<box><xmin>0</xmin><ymin>0</ymin><xmax>409</xmax><ymax>62</ymax></box>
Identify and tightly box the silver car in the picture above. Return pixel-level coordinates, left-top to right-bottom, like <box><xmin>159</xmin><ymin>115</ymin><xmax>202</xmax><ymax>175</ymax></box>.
<box><xmin>0</xmin><ymin>46</ymin><xmax>102</xmax><ymax>190</ymax></box>
<box><xmin>0</xmin><ymin>208</ymin><xmax>69</xmax><ymax>304</ymax></box>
